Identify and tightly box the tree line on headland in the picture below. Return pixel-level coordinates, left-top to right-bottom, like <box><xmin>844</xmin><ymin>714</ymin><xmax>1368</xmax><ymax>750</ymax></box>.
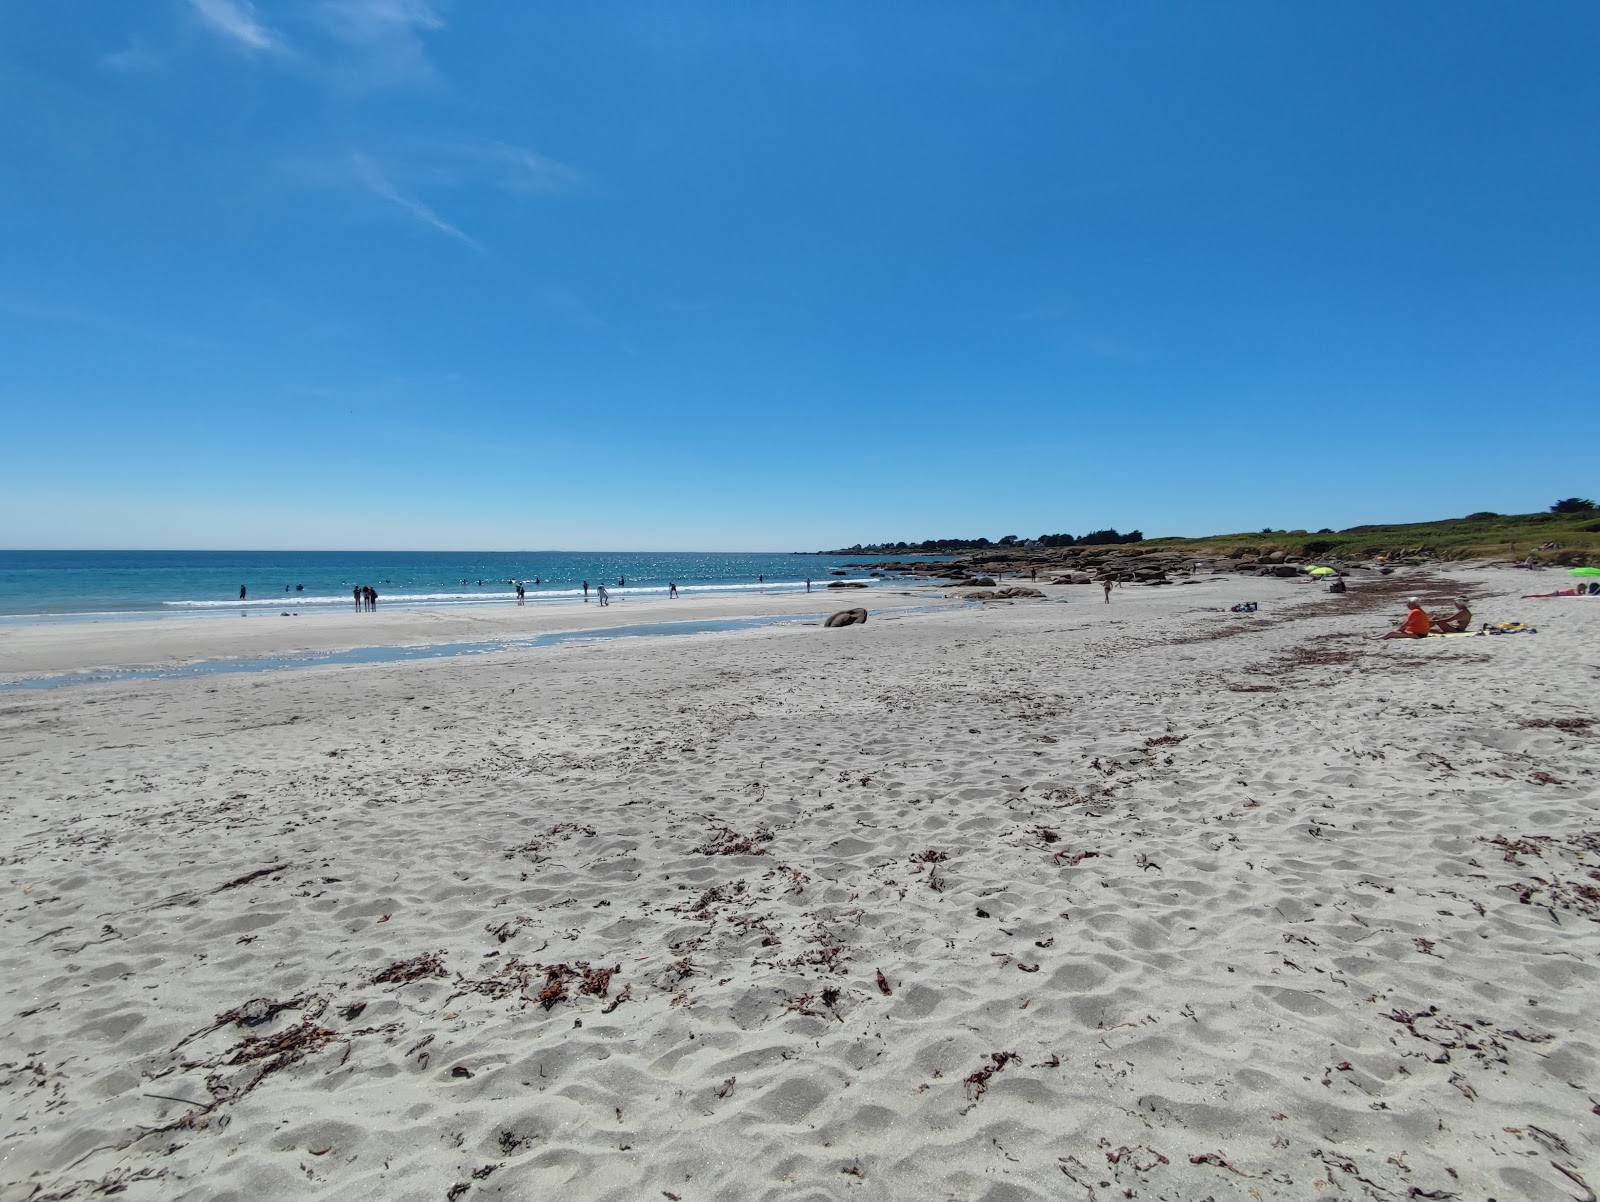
<box><xmin>827</xmin><ymin>529</ymin><xmax>1144</xmax><ymax>555</ymax></box>
<box><xmin>822</xmin><ymin>499</ymin><xmax>1600</xmax><ymax>563</ymax></box>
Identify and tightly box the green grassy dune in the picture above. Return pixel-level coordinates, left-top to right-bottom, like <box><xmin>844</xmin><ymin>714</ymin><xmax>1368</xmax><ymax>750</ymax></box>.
<box><xmin>1133</xmin><ymin>509</ymin><xmax>1600</xmax><ymax>565</ymax></box>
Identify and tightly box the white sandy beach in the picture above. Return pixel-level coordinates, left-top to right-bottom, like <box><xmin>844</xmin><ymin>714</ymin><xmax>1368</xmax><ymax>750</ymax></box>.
<box><xmin>2</xmin><ymin>568</ymin><xmax>1597</xmax><ymax>1202</ymax></box>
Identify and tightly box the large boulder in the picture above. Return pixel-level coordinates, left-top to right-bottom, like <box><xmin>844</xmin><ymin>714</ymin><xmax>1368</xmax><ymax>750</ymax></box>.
<box><xmin>827</xmin><ymin>580</ymin><xmax>868</xmax><ymax>589</ymax></box>
<box><xmin>824</xmin><ymin>608</ymin><xmax>868</xmax><ymax>627</ymax></box>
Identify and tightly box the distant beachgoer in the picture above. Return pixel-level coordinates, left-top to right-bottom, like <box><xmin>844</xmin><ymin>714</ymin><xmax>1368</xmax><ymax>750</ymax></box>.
<box><xmin>1030</xmin><ymin>568</ymin><xmax>1036</xmax><ymax>581</ymax></box>
<box><xmin>1102</xmin><ymin>580</ymin><xmax>1112</xmax><ymax>604</ymax></box>
<box><xmin>758</xmin><ymin>574</ymin><xmax>763</xmax><ymax>584</ymax></box>
<box><xmin>1372</xmin><ymin>597</ymin><xmax>1431</xmax><ymax>639</ymax></box>
<box><xmin>1522</xmin><ymin>587</ymin><xmax>1582</xmax><ymax>598</ymax></box>
<box><xmin>806</xmin><ymin>578</ymin><xmax>811</xmax><ymax>593</ymax></box>
<box><xmin>668</xmin><ymin>581</ymin><xmax>678</xmax><ymax>598</ymax></box>
<box><xmin>1327</xmin><ymin>577</ymin><xmax>1347</xmax><ymax>594</ymax></box>
<box><xmin>516</xmin><ymin>582</ymin><xmax>525</xmax><ymax>605</ymax></box>
<box><xmin>583</xmin><ymin>580</ymin><xmax>589</xmax><ymax>602</ymax></box>
<box><xmin>1431</xmin><ymin>597</ymin><xmax>1472</xmax><ymax>633</ymax></box>
<box><xmin>597</xmin><ymin>584</ymin><xmax>610</xmax><ymax>606</ymax></box>
<box><xmin>296</xmin><ymin>584</ymin><xmax>303</xmax><ymax>591</ymax></box>
<box><xmin>285</xmin><ymin>585</ymin><xmax>290</xmax><ymax>593</ymax></box>
<box><xmin>618</xmin><ymin>577</ymin><xmax>625</xmax><ymax>587</ymax></box>
<box><xmin>534</xmin><ymin>577</ymin><xmax>540</xmax><ymax>585</ymax></box>
<box><xmin>353</xmin><ymin>586</ymin><xmax>362</xmax><ymax>609</ymax></box>
<box><xmin>240</xmin><ymin>585</ymin><xmax>247</xmax><ymax>600</ymax></box>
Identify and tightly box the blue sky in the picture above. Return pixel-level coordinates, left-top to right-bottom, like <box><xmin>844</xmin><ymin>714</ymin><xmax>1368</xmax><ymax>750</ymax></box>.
<box><xmin>1</xmin><ymin>2</ymin><xmax>1596</xmax><ymax>550</ymax></box>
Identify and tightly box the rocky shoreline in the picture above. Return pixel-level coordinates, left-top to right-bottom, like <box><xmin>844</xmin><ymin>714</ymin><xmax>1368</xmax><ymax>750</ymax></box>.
<box><xmin>851</xmin><ymin>544</ymin><xmax>1411</xmax><ymax>591</ymax></box>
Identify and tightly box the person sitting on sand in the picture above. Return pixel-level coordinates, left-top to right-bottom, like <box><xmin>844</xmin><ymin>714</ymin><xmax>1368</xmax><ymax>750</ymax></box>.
<box><xmin>1430</xmin><ymin>597</ymin><xmax>1472</xmax><ymax>633</ymax></box>
<box><xmin>1372</xmin><ymin>597</ymin><xmax>1432</xmax><ymax>639</ymax></box>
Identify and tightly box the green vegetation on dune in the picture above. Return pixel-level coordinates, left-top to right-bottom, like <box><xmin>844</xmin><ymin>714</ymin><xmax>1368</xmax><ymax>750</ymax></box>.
<box><xmin>833</xmin><ymin>502</ymin><xmax>1600</xmax><ymax>565</ymax></box>
<box><xmin>1133</xmin><ymin>504</ymin><xmax>1600</xmax><ymax>564</ymax></box>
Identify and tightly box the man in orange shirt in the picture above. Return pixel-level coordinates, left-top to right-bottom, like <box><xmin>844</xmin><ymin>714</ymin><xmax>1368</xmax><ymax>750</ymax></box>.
<box><xmin>1372</xmin><ymin>597</ymin><xmax>1433</xmax><ymax>639</ymax></box>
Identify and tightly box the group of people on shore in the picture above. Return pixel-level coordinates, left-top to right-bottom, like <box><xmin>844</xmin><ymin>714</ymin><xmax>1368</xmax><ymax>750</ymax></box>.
<box><xmin>352</xmin><ymin>586</ymin><xmax>378</xmax><ymax>612</ymax></box>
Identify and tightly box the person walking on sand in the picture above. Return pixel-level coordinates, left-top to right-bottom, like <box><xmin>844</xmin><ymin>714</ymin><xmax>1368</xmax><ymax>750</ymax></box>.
<box><xmin>516</xmin><ymin>582</ymin><xmax>525</xmax><ymax>605</ymax></box>
<box><xmin>597</xmin><ymin>583</ymin><xmax>609</xmax><ymax>607</ymax></box>
<box><xmin>668</xmin><ymin>581</ymin><xmax>678</xmax><ymax>598</ymax></box>
<box><xmin>1372</xmin><ymin>597</ymin><xmax>1431</xmax><ymax>640</ymax></box>
<box><xmin>1102</xmin><ymin>579</ymin><xmax>1113</xmax><ymax>604</ymax></box>
<box><xmin>583</xmin><ymin>580</ymin><xmax>589</xmax><ymax>602</ymax></box>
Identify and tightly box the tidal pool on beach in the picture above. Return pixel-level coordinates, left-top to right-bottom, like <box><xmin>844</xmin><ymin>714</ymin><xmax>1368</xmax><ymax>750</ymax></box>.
<box><xmin>0</xmin><ymin>607</ymin><xmax>952</xmax><ymax>691</ymax></box>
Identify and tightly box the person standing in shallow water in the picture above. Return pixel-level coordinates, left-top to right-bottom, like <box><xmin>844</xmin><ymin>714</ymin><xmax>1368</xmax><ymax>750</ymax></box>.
<box><xmin>353</xmin><ymin>586</ymin><xmax>361</xmax><ymax>611</ymax></box>
<box><xmin>668</xmin><ymin>582</ymin><xmax>678</xmax><ymax>598</ymax></box>
<box><xmin>239</xmin><ymin>585</ymin><xmax>247</xmax><ymax>600</ymax></box>
<box><xmin>516</xmin><ymin>582</ymin><xmax>525</xmax><ymax>605</ymax></box>
<box><xmin>583</xmin><ymin>581</ymin><xmax>589</xmax><ymax>602</ymax></box>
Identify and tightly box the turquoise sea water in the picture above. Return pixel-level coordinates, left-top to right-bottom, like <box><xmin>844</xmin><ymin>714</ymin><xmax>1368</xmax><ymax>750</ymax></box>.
<box><xmin>0</xmin><ymin>551</ymin><xmax>947</xmax><ymax>619</ymax></box>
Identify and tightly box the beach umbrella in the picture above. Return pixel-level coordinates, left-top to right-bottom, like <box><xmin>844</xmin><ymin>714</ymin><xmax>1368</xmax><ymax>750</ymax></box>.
<box><xmin>1567</xmin><ymin>566</ymin><xmax>1600</xmax><ymax>576</ymax></box>
<box><xmin>1307</xmin><ymin>565</ymin><xmax>1336</xmax><ymax>576</ymax></box>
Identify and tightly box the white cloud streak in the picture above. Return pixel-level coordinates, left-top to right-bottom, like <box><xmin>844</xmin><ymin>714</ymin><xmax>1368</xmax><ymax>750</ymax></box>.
<box><xmin>316</xmin><ymin>0</ymin><xmax>445</xmax><ymax>89</ymax></box>
<box><xmin>188</xmin><ymin>0</ymin><xmax>280</xmax><ymax>52</ymax></box>
<box><xmin>353</xmin><ymin>153</ymin><xmax>484</xmax><ymax>252</ymax></box>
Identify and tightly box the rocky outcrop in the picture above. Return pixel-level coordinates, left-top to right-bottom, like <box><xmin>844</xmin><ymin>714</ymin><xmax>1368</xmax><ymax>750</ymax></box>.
<box><xmin>826</xmin><ymin>581</ymin><xmax>868</xmax><ymax>589</ymax></box>
<box><xmin>965</xmin><ymin>586</ymin><xmax>1045</xmax><ymax>601</ymax></box>
<box><xmin>823</xmin><ymin>608</ymin><xmax>868</xmax><ymax>627</ymax></box>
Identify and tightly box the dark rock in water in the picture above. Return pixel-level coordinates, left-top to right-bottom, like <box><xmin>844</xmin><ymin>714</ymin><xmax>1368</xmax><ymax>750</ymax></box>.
<box><xmin>824</xmin><ymin>608</ymin><xmax>868</xmax><ymax>627</ymax></box>
<box><xmin>827</xmin><ymin>580</ymin><xmax>868</xmax><ymax>588</ymax></box>
<box><xmin>1272</xmin><ymin>565</ymin><xmax>1298</xmax><ymax>577</ymax></box>
<box><xmin>829</xmin><ymin>569</ymin><xmax>848</xmax><ymax>575</ymax></box>
<box><xmin>955</xmin><ymin>576</ymin><xmax>997</xmax><ymax>588</ymax></box>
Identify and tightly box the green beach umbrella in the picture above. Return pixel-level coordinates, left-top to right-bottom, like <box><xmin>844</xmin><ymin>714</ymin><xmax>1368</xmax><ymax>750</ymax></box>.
<box><xmin>1307</xmin><ymin>565</ymin><xmax>1336</xmax><ymax>576</ymax></box>
<box><xmin>1568</xmin><ymin>566</ymin><xmax>1600</xmax><ymax>576</ymax></box>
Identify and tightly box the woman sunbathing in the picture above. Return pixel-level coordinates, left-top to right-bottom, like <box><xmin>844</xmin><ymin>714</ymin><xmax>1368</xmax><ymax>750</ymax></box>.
<box><xmin>1430</xmin><ymin>598</ymin><xmax>1472</xmax><ymax>633</ymax></box>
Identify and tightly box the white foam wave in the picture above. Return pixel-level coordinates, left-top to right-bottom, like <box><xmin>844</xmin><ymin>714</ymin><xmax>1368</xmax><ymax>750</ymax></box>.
<box><xmin>162</xmin><ymin>579</ymin><xmax>873</xmax><ymax>609</ymax></box>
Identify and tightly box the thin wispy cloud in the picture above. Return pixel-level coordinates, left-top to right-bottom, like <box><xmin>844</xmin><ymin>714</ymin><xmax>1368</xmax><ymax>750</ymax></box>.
<box><xmin>188</xmin><ymin>0</ymin><xmax>280</xmax><ymax>52</ymax></box>
<box><xmin>468</xmin><ymin>137</ymin><xmax>585</xmax><ymax>196</ymax></box>
<box><xmin>103</xmin><ymin>39</ymin><xmax>160</xmax><ymax>71</ymax></box>
<box><xmin>406</xmin><ymin>136</ymin><xmax>585</xmax><ymax>197</ymax></box>
<box><xmin>353</xmin><ymin>153</ymin><xmax>484</xmax><ymax>252</ymax></box>
<box><xmin>316</xmin><ymin>0</ymin><xmax>446</xmax><ymax>89</ymax></box>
